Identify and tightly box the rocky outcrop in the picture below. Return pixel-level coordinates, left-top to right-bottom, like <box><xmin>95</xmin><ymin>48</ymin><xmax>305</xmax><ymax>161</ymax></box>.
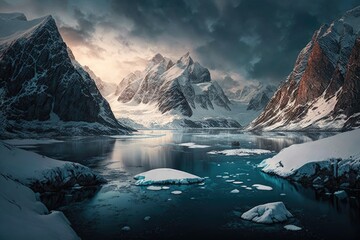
<box><xmin>248</xmin><ymin>6</ymin><xmax>360</xmax><ymax>131</ymax></box>
<box><xmin>0</xmin><ymin>13</ymin><xmax>130</xmax><ymax>137</ymax></box>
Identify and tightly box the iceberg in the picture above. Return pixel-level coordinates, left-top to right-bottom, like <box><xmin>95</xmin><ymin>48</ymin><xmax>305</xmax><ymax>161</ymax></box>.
<box><xmin>134</xmin><ymin>168</ymin><xmax>204</xmax><ymax>186</ymax></box>
<box><xmin>241</xmin><ymin>202</ymin><xmax>293</xmax><ymax>224</ymax></box>
<box><xmin>284</xmin><ymin>224</ymin><xmax>302</xmax><ymax>231</ymax></box>
<box><xmin>252</xmin><ymin>184</ymin><xmax>273</xmax><ymax>191</ymax></box>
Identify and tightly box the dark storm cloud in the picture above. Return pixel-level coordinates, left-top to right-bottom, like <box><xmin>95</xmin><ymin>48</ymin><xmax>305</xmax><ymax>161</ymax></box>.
<box><xmin>106</xmin><ymin>0</ymin><xmax>360</xmax><ymax>83</ymax></box>
<box><xmin>58</xmin><ymin>8</ymin><xmax>107</xmax><ymax>58</ymax></box>
<box><xmin>2</xmin><ymin>0</ymin><xmax>360</xmax><ymax>84</ymax></box>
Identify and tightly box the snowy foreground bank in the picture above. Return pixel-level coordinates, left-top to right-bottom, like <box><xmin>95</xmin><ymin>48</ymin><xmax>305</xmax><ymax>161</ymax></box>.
<box><xmin>259</xmin><ymin>129</ymin><xmax>360</xmax><ymax>188</ymax></box>
<box><xmin>0</xmin><ymin>142</ymin><xmax>105</xmax><ymax>239</ymax></box>
<box><xmin>0</xmin><ymin>143</ymin><xmax>105</xmax><ymax>192</ymax></box>
<box><xmin>0</xmin><ymin>175</ymin><xmax>79</xmax><ymax>239</ymax></box>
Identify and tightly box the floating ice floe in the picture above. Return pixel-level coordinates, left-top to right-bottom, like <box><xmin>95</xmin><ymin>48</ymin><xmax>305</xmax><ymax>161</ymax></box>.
<box><xmin>208</xmin><ymin>148</ymin><xmax>272</xmax><ymax>156</ymax></box>
<box><xmin>226</xmin><ymin>179</ymin><xmax>235</xmax><ymax>182</ymax></box>
<box><xmin>171</xmin><ymin>190</ymin><xmax>182</xmax><ymax>195</ymax></box>
<box><xmin>284</xmin><ymin>224</ymin><xmax>302</xmax><ymax>231</ymax></box>
<box><xmin>147</xmin><ymin>186</ymin><xmax>162</xmax><ymax>191</ymax></box>
<box><xmin>280</xmin><ymin>193</ymin><xmax>286</xmax><ymax>196</ymax></box>
<box><xmin>121</xmin><ymin>226</ymin><xmax>131</xmax><ymax>231</ymax></box>
<box><xmin>178</xmin><ymin>142</ymin><xmax>210</xmax><ymax>149</ymax></box>
<box><xmin>162</xmin><ymin>186</ymin><xmax>170</xmax><ymax>190</ymax></box>
<box><xmin>233</xmin><ymin>181</ymin><xmax>243</xmax><ymax>184</ymax></box>
<box><xmin>241</xmin><ymin>202</ymin><xmax>293</xmax><ymax>224</ymax></box>
<box><xmin>334</xmin><ymin>190</ymin><xmax>347</xmax><ymax>200</ymax></box>
<box><xmin>252</xmin><ymin>184</ymin><xmax>273</xmax><ymax>191</ymax></box>
<box><xmin>134</xmin><ymin>168</ymin><xmax>203</xmax><ymax>186</ymax></box>
<box><xmin>230</xmin><ymin>189</ymin><xmax>240</xmax><ymax>193</ymax></box>
<box><xmin>144</xmin><ymin>216</ymin><xmax>151</xmax><ymax>221</ymax></box>
<box><xmin>222</xmin><ymin>176</ymin><xmax>230</xmax><ymax>179</ymax></box>
<box><xmin>245</xmin><ymin>187</ymin><xmax>252</xmax><ymax>190</ymax></box>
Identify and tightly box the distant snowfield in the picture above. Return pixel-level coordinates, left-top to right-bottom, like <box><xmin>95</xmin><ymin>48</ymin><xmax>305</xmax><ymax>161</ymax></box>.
<box><xmin>110</xmin><ymin>133</ymin><xmax>166</xmax><ymax>139</ymax></box>
<box><xmin>259</xmin><ymin>129</ymin><xmax>360</xmax><ymax>177</ymax></box>
<box><xmin>208</xmin><ymin>148</ymin><xmax>272</xmax><ymax>156</ymax></box>
<box><xmin>108</xmin><ymin>94</ymin><xmax>260</xmax><ymax>129</ymax></box>
<box><xmin>134</xmin><ymin>168</ymin><xmax>204</xmax><ymax>185</ymax></box>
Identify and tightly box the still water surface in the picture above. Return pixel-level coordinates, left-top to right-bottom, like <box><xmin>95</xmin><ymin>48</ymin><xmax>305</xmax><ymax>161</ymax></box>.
<box><xmin>27</xmin><ymin>130</ymin><xmax>360</xmax><ymax>240</ymax></box>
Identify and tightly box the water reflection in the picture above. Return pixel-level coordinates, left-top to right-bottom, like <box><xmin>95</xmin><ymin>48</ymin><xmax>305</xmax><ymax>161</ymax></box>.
<box><xmin>25</xmin><ymin>130</ymin><xmax>360</xmax><ymax>240</ymax></box>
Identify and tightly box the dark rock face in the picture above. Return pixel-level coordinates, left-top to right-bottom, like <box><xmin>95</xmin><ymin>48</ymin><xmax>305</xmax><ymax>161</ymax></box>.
<box><xmin>249</xmin><ymin>7</ymin><xmax>360</xmax><ymax>131</ymax></box>
<box><xmin>0</xmin><ymin>14</ymin><xmax>129</xmax><ymax>137</ymax></box>
<box><xmin>334</xmin><ymin>38</ymin><xmax>360</xmax><ymax>128</ymax></box>
<box><xmin>289</xmin><ymin>158</ymin><xmax>360</xmax><ymax>190</ymax></box>
<box><xmin>157</xmin><ymin>80</ymin><xmax>193</xmax><ymax>117</ymax></box>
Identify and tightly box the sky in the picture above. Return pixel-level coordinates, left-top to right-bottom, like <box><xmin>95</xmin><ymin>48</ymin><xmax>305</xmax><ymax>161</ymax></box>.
<box><xmin>1</xmin><ymin>0</ymin><xmax>359</xmax><ymax>91</ymax></box>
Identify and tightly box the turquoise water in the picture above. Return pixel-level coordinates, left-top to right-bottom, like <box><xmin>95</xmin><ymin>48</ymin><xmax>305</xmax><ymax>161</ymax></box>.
<box><xmin>28</xmin><ymin>130</ymin><xmax>359</xmax><ymax>240</ymax></box>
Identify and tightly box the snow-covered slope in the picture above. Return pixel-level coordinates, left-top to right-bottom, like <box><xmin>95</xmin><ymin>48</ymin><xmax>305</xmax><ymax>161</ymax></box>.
<box><xmin>107</xmin><ymin>53</ymin><xmax>241</xmax><ymax>128</ymax></box>
<box><xmin>225</xmin><ymin>82</ymin><xmax>277</xmax><ymax>111</ymax></box>
<box><xmin>0</xmin><ymin>13</ymin><xmax>130</xmax><ymax>137</ymax></box>
<box><xmin>259</xmin><ymin>129</ymin><xmax>360</xmax><ymax>188</ymax></box>
<box><xmin>0</xmin><ymin>175</ymin><xmax>80</xmax><ymax>240</ymax></box>
<box><xmin>248</xmin><ymin>6</ymin><xmax>360</xmax><ymax>131</ymax></box>
<box><xmin>0</xmin><ymin>142</ymin><xmax>105</xmax><ymax>192</ymax></box>
<box><xmin>246</xmin><ymin>85</ymin><xmax>277</xmax><ymax>111</ymax></box>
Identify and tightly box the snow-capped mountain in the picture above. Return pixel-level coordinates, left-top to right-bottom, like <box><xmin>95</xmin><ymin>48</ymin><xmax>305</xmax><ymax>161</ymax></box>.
<box><xmin>248</xmin><ymin>6</ymin><xmax>360</xmax><ymax>131</ymax></box>
<box><xmin>227</xmin><ymin>83</ymin><xmax>262</xmax><ymax>103</ymax></box>
<box><xmin>0</xmin><ymin>13</ymin><xmax>130</xmax><ymax>137</ymax></box>
<box><xmin>225</xmin><ymin>81</ymin><xmax>276</xmax><ymax>111</ymax></box>
<box><xmin>247</xmin><ymin>85</ymin><xmax>277</xmax><ymax>111</ymax></box>
<box><xmin>108</xmin><ymin>53</ymin><xmax>241</xmax><ymax>128</ymax></box>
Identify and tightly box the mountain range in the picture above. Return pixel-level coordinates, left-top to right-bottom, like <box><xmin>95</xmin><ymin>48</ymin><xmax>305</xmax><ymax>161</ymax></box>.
<box><xmin>248</xmin><ymin>6</ymin><xmax>360</xmax><ymax>131</ymax></box>
<box><xmin>102</xmin><ymin>52</ymin><xmax>243</xmax><ymax>128</ymax></box>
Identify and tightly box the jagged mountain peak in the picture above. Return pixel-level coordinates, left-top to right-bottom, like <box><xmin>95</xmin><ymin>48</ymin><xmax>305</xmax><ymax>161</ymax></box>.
<box><xmin>108</xmin><ymin>51</ymin><xmax>237</xmax><ymax>128</ymax></box>
<box><xmin>150</xmin><ymin>53</ymin><xmax>165</xmax><ymax>63</ymax></box>
<box><xmin>177</xmin><ymin>51</ymin><xmax>194</xmax><ymax>66</ymax></box>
